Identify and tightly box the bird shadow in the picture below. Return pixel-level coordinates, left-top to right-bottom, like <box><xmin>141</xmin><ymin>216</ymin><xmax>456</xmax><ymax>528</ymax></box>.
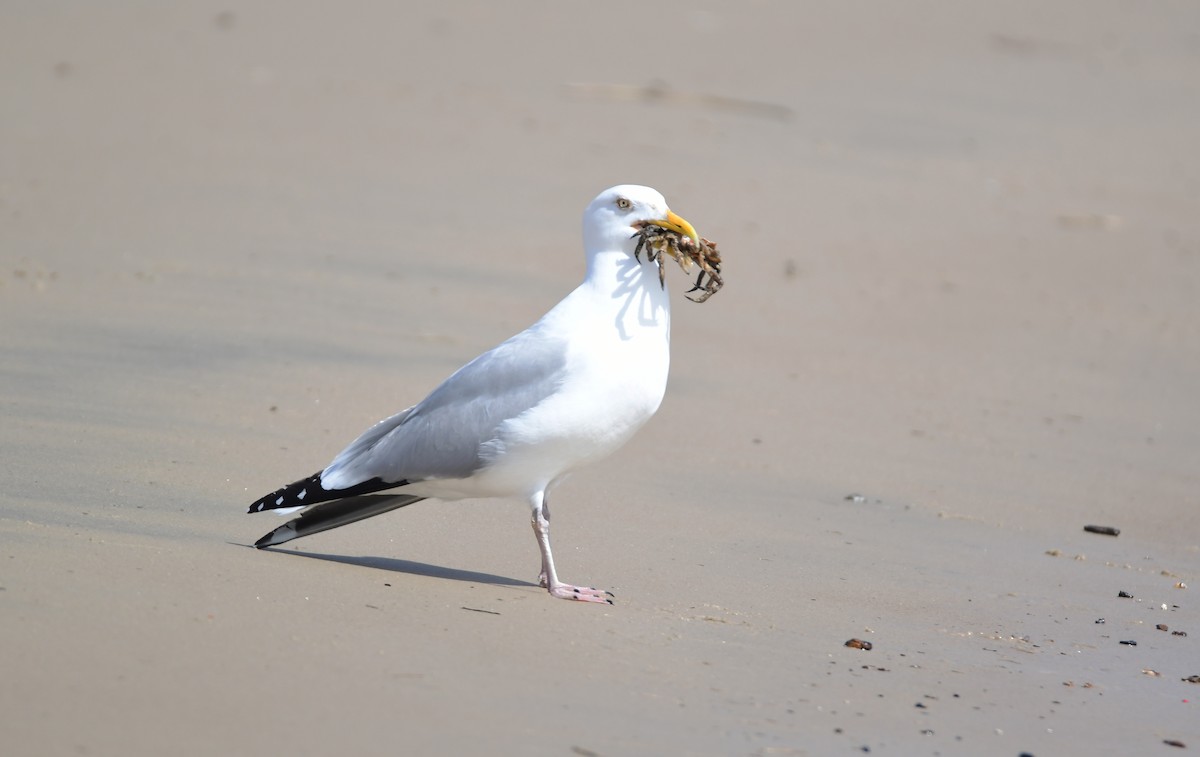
<box><xmin>232</xmin><ymin>542</ymin><xmax>536</xmax><ymax>588</ymax></box>
<box><xmin>611</xmin><ymin>253</ymin><xmax>665</xmax><ymax>340</ymax></box>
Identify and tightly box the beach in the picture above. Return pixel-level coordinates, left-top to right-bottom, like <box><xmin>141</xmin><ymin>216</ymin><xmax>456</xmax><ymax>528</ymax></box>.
<box><xmin>2</xmin><ymin>2</ymin><xmax>1198</xmax><ymax>754</ymax></box>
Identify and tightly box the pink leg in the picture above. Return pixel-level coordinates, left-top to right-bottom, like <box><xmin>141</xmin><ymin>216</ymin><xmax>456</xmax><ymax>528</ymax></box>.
<box><xmin>531</xmin><ymin>495</ymin><xmax>613</xmax><ymax>604</ymax></box>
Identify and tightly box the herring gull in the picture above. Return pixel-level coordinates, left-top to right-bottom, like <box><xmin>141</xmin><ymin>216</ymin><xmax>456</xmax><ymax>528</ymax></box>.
<box><xmin>248</xmin><ymin>185</ymin><xmax>700</xmax><ymax>603</ymax></box>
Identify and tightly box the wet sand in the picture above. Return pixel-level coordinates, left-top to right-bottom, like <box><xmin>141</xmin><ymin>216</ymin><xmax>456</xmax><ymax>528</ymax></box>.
<box><xmin>2</xmin><ymin>2</ymin><xmax>1198</xmax><ymax>754</ymax></box>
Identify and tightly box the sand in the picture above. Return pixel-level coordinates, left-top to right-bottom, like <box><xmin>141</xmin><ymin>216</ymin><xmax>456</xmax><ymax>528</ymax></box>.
<box><xmin>2</xmin><ymin>2</ymin><xmax>1198</xmax><ymax>754</ymax></box>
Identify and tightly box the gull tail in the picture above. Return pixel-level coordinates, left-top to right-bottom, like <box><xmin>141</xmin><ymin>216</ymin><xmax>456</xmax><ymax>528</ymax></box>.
<box><xmin>254</xmin><ymin>493</ymin><xmax>426</xmax><ymax>548</ymax></box>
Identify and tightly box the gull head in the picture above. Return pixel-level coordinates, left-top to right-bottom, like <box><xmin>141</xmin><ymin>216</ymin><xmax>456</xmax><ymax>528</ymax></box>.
<box><xmin>582</xmin><ymin>185</ymin><xmax>698</xmax><ymax>257</ymax></box>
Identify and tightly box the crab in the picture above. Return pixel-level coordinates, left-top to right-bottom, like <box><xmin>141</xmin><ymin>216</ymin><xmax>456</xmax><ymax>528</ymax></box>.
<box><xmin>632</xmin><ymin>225</ymin><xmax>724</xmax><ymax>303</ymax></box>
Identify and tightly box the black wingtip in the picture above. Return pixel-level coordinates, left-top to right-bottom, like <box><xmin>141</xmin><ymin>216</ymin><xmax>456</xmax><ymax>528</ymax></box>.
<box><xmin>248</xmin><ymin>471</ymin><xmax>324</xmax><ymax>514</ymax></box>
<box><xmin>254</xmin><ymin>522</ymin><xmax>297</xmax><ymax>549</ymax></box>
<box><xmin>250</xmin><ymin>493</ymin><xmax>425</xmax><ymax>550</ymax></box>
<box><xmin>248</xmin><ymin>473</ymin><xmax>406</xmax><ymax>514</ymax></box>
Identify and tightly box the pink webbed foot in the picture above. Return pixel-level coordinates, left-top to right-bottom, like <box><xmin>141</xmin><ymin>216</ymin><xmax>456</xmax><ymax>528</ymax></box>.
<box><xmin>539</xmin><ymin>572</ymin><xmax>614</xmax><ymax>604</ymax></box>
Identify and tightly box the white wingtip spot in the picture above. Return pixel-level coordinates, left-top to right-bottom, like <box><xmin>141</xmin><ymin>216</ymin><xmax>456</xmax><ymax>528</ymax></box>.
<box><xmin>298</xmin><ymin>489</ymin><xmax>307</xmax><ymax>500</ymax></box>
<box><xmin>275</xmin><ymin>496</ymin><xmax>284</xmax><ymax>506</ymax></box>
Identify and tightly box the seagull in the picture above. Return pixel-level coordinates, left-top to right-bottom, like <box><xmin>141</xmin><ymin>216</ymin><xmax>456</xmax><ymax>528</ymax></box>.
<box><xmin>247</xmin><ymin>185</ymin><xmax>699</xmax><ymax>603</ymax></box>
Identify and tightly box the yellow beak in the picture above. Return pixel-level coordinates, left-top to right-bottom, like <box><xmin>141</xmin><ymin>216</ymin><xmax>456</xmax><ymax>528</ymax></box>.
<box><xmin>655</xmin><ymin>210</ymin><xmax>700</xmax><ymax>246</ymax></box>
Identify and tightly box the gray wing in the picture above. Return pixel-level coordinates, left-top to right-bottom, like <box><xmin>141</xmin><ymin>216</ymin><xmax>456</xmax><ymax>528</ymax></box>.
<box><xmin>319</xmin><ymin>327</ymin><xmax>569</xmax><ymax>490</ymax></box>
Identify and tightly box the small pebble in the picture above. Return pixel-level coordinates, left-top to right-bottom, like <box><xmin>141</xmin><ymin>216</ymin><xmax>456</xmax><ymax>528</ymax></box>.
<box><xmin>1157</xmin><ymin>624</ymin><xmax>1169</xmax><ymax>632</ymax></box>
<box><xmin>1118</xmin><ymin>591</ymin><xmax>1133</xmax><ymax>598</ymax></box>
<box><xmin>1119</xmin><ymin>640</ymin><xmax>1137</xmax><ymax>646</ymax></box>
<box><xmin>1172</xmin><ymin>631</ymin><xmax>1188</xmax><ymax>637</ymax></box>
<box><xmin>845</xmin><ymin>638</ymin><xmax>873</xmax><ymax>651</ymax></box>
<box><xmin>1083</xmin><ymin>524</ymin><xmax>1120</xmax><ymax>536</ymax></box>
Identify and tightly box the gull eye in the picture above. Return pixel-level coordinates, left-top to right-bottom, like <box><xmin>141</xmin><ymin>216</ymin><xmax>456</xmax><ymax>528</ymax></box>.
<box><xmin>615</xmin><ymin>197</ymin><xmax>632</xmax><ymax>210</ymax></box>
